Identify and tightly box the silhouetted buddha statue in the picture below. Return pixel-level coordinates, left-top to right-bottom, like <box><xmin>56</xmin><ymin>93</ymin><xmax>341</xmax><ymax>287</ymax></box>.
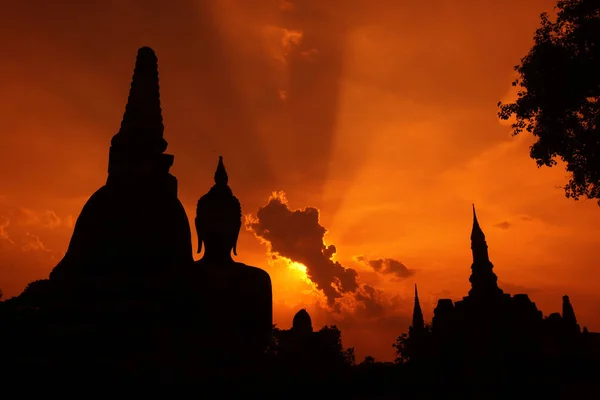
<box><xmin>49</xmin><ymin>47</ymin><xmax>192</xmax><ymax>288</ymax></box>
<box><xmin>193</xmin><ymin>156</ymin><xmax>273</xmax><ymax>364</ymax></box>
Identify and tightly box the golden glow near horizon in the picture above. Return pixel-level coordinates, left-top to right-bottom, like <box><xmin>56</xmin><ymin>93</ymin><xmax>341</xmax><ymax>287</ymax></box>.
<box><xmin>1</xmin><ymin>0</ymin><xmax>598</xmax><ymax>362</ymax></box>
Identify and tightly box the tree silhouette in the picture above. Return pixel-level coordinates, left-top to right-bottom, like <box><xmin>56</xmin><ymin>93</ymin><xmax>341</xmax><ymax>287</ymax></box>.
<box><xmin>17</xmin><ymin>279</ymin><xmax>52</xmax><ymax>307</ymax></box>
<box><xmin>498</xmin><ymin>0</ymin><xmax>600</xmax><ymax>203</ymax></box>
<box><xmin>265</xmin><ymin>324</ymin><xmax>280</xmax><ymax>358</ymax></box>
<box><xmin>316</xmin><ymin>325</ymin><xmax>356</xmax><ymax>367</ymax></box>
<box><xmin>361</xmin><ymin>355</ymin><xmax>376</xmax><ymax>365</ymax></box>
<box><xmin>393</xmin><ymin>323</ymin><xmax>434</xmax><ymax>364</ymax></box>
<box><xmin>343</xmin><ymin>346</ymin><xmax>356</xmax><ymax>366</ymax></box>
<box><xmin>393</xmin><ymin>332</ymin><xmax>410</xmax><ymax>364</ymax></box>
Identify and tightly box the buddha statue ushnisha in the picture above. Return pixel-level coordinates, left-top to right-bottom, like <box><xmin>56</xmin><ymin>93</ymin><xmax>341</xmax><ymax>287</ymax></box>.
<box><xmin>194</xmin><ymin>156</ymin><xmax>273</xmax><ymax>363</ymax></box>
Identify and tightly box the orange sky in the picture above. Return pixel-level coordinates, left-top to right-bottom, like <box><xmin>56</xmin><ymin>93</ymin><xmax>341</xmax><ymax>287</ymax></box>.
<box><xmin>2</xmin><ymin>0</ymin><xmax>599</xmax><ymax>362</ymax></box>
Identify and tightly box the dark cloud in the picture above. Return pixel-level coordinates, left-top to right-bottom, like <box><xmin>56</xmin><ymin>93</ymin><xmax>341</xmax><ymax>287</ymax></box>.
<box><xmin>354</xmin><ymin>284</ymin><xmax>386</xmax><ymax>318</ymax></box>
<box><xmin>355</xmin><ymin>255</ymin><xmax>415</xmax><ymax>279</ymax></box>
<box><xmin>494</xmin><ymin>221</ymin><xmax>512</xmax><ymax>230</ymax></box>
<box><xmin>247</xmin><ymin>192</ymin><xmax>359</xmax><ymax>306</ymax></box>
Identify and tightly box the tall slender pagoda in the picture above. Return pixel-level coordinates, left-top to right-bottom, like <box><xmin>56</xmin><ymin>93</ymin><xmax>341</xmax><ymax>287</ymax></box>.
<box><xmin>411</xmin><ymin>284</ymin><xmax>425</xmax><ymax>333</ymax></box>
<box><xmin>468</xmin><ymin>205</ymin><xmax>503</xmax><ymax>299</ymax></box>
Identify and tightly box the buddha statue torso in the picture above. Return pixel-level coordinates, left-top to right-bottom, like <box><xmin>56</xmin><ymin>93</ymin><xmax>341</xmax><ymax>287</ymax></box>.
<box><xmin>193</xmin><ymin>260</ymin><xmax>272</xmax><ymax>359</ymax></box>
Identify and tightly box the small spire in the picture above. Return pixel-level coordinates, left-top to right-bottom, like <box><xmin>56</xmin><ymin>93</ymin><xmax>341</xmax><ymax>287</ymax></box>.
<box><xmin>214</xmin><ymin>156</ymin><xmax>229</xmax><ymax>185</ymax></box>
<box><xmin>471</xmin><ymin>204</ymin><xmax>485</xmax><ymax>241</ymax></box>
<box><xmin>412</xmin><ymin>283</ymin><xmax>424</xmax><ymax>331</ymax></box>
<box><xmin>468</xmin><ymin>204</ymin><xmax>502</xmax><ymax>298</ymax></box>
<box><xmin>114</xmin><ymin>46</ymin><xmax>167</xmax><ymax>154</ymax></box>
<box><xmin>562</xmin><ymin>295</ymin><xmax>579</xmax><ymax>329</ymax></box>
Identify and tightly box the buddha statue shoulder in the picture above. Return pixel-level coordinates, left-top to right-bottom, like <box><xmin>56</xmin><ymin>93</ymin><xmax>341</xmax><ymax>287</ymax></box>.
<box><xmin>193</xmin><ymin>157</ymin><xmax>273</xmax><ymax>359</ymax></box>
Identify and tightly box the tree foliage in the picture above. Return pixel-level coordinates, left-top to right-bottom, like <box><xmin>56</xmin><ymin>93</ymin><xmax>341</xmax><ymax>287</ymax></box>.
<box><xmin>361</xmin><ymin>355</ymin><xmax>376</xmax><ymax>365</ymax></box>
<box><xmin>265</xmin><ymin>324</ymin><xmax>280</xmax><ymax>357</ymax></box>
<box><xmin>270</xmin><ymin>324</ymin><xmax>355</xmax><ymax>369</ymax></box>
<box><xmin>317</xmin><ymin>325</ymin><xmax>356</xmax><ymax>366</ymax></box>
<box><xmin>498</xmin><ymin>0</ymin><xmax>600</xmax><ymax>202</ymax></box>
<box><xmin>18</xmin><ymin>279</ymin><xmax>52</xmax><ymax>307</ymax></box>
<box><xmin>393</xmin><ymin>332</ymin><xmax>411</xmax><ymax>364</ymax></box>
<box><xmin>393</xmin><ymin>324</ymin><xmax>433</xmax><ymax>364</ymax></box>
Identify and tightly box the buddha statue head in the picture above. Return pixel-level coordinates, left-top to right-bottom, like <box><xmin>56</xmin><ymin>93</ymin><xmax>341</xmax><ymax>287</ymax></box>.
<box><xmin>195</xmin><ymin>156</ymin><xmax>242</xmax><ymax>259</ymax></box>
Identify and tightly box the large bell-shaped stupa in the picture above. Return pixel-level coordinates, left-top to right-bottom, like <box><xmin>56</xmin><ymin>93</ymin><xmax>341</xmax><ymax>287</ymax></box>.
<box><xmin>50</xmin><ymin>47</ymin><xmax>193</xmax><ymax>283</ymax></box>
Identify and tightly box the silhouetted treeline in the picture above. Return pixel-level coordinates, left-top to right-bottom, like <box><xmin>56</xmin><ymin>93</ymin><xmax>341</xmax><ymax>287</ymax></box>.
<box><xmin>0</xmin><ymin>299</ymin><xmax>599</xmax><ymax>398</ymax></box>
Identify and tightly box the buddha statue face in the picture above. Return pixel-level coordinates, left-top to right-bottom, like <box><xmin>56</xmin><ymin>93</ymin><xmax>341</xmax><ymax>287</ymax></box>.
<box><xmin>195</xmin><ymin>157</ymin><xmax>242</xmax><ymax>257</ymax></box>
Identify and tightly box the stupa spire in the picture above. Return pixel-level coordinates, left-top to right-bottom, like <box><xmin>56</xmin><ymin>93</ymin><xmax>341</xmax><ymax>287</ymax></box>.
<box><xmin>468</xmin><ymin>204</ymin><xmax>503</xmax><ymax>298</ymax></box>
<box><xmin>412</xmin><ymin>284</ymin><xmax>424</xmax><ymax>331</ymax></box>
<box><xmin>408</xmin><ymin>284</ymin><xmax>426</xmax><ymax>362</ymax></box>
<box><xmin>108</xmin><ymin>47</ymin><xmax>171</xmax><ymax>176</ymax></box>
<box><xmin>471</xmin><ymin>204</ymin><xmax>485</xmax><ymax>241</ymax></box>
<box><xmin>117</xmin><ymin>46</ymin><xmax>166</xmax><ymax>150</ymax></box>
<box><xmin>562</xmin><ymin>295</ymin><xmax>580</xmax><ymax>333</ymax></box>
<box><xmin>470</xmin><ymin>204</ymin><xmax>489</xmax><ymax>263</ymax></box>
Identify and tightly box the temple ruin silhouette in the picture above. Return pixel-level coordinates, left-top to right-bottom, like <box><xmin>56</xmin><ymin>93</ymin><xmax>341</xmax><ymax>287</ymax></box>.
<box><xmin>405</xmin><ymin>205</ymin><xmax>596</xmax><ymax>383</ymax></box>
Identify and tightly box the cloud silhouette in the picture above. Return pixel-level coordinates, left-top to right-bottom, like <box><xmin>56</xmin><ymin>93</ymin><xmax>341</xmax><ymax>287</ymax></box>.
<box><xmin>247</xmin><ymin>190</ymin><xmax>417</xmax><ymax>360</ymax></box>
<box><xmin>247</xmin><ymin>191</ymin><xmax>359</xmax><ymax>306</ymax></box>
<box><xmin>354</xmin><ymin>284</ymin><xmax>386</xmax><ymax>317</ymax></box>
<box><xmin>494</xmin><ymin>221</ymin><xmax>512</xmax><ymax>230</ymax></box>
<box><xmin>355</xmin><ymin>255</ymin><xmax>415</xmax><ymax>279</ymax></box>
